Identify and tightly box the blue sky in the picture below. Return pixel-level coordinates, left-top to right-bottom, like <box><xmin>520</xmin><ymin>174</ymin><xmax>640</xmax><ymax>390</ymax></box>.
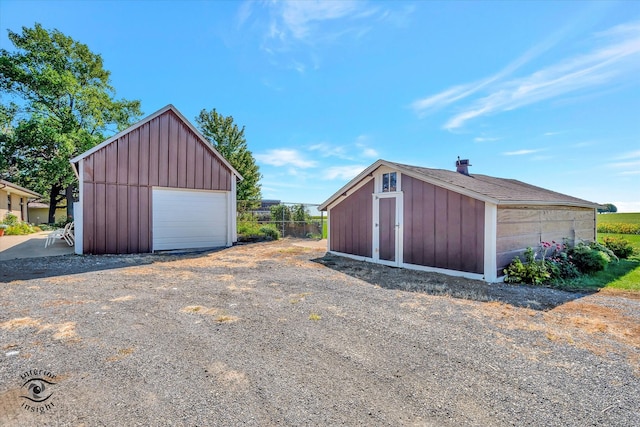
<box><xmin>1</xmin><ymin>1</ymin><xmax>639</xmax><ymax>211</ymax></box>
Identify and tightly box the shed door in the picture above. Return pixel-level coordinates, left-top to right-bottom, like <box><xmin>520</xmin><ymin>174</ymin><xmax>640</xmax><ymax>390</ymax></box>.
<box><xmin>379</xmin><ymin>198</ymin><xmax>396</xmax><ymax>262</ymax></box>
<box><xmin>374</xmin><ymin>193</ymin><xmax>402</xmax><ymax>267</ymax></box>
<box><xmin>152</xmin><ymin>188</ymin><xmax>228</xmax><ymax>251</ymax></box>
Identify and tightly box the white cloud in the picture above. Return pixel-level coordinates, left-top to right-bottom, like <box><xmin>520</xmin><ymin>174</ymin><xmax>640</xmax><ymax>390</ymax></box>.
<box><xmin>410</xmin><ymin>16</ymin><xmax>576</xmax><ymax>117</ymax></box>
<box><xmin>571</xmin><ymin>141</ymin><xmax>596</xmax><ymax>148</ymax></box>
<box><xmin>309</xmin><ymin>142</ymin><xmax>349</xmax><ymax>159</ymax></box>
<box><xmin>614</xmin><ymin>149</ymin><xmax>640</xmax><ymax>160</ymax></box>
<box><xmin>355</xmin><ymin>135</ymin><xmax>379</xmax><ymax>158</ymax></box>
<box><xmin>412</xmin><ymin>20</ymin><xmax>640</xmax><ymax>130</ymax></box>
<box><xmin>474</xmin><ymin>137</ymin><xmax>500</xmax><ymax>142</ymax></box>
<box><xmin>607</xmin><ymin>159</ymin><xmax>640</xmax><ymax>169</ymax></box>
<box><xmin>325</xmin><ymin>165</ymin><xmax>367</xmax><ymax>181</ymax></box>
<box><xmin>502</xmin><ymin>149</ymin><xmax>542</xmax><ymax>156</ymax></box>
<box><xmin>361</xmin><ymin>147</ymin><xmax>379</xmax><ymax>158</ymax></box>
<box><xmin>254</xmin><ymin>0</ymin><xmax>383</xmax><ymax>50</ymax></box>
<box><xmin>308</xmin><ymin>136</ymin><xmax>379</xmax><ymax>159</ymax></box>
<box><xmin>255</xmin><ymin>149</ymin><xmax>317</xmax><ymax>168</ymax></box>
<box><xmin>242</xmin><ymin>1</ymin><xmax>411</xmax><ymax>72</ymax></box>
<box><xmin>605</xmin><ymin>150</ymin><xmax>640</xmax><ymax>174</ymax></box>
<box><xmin>278</xmin><ymin>1</ymin><xmax>365</xmax><ymax>41</ymax></box>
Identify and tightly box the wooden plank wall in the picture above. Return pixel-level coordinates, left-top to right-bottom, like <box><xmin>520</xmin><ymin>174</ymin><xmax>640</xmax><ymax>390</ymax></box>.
<box><xmin>329</xmin><ymin>180</ymin><xmax>374</xmax><ymax>257</ymax></box>
<box><xmin>82</xmin><ymin>110</ymin><xmax>232</xmax><ymax>254</ymax></box>
<box><xmin>403</xmin><ymin>175</ymin><xmax>485</xmax><ymax>274</ymax></box>
<box><xmin>496</xmin><ymin>206</ymin><xmax>596</xmax><ymax>270</ymax></box>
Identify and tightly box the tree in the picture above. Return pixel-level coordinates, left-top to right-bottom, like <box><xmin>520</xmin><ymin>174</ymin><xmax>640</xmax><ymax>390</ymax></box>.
<box><xmin>598</xmin><ymin>203</ymin><xmax>618</xmax><ymax>213</ymax></box>
<box><xmin>270</xmin><ymin>204</ymin><xmax>291</xmax><ymax>223</ymax></box>
<box><xmin>0</xmin><ymin>23</ymin><xmax>141</xmax><ymax>223</ymax></box>
<box><xmin>291</xmin><ymin>204</ymin><xmax>310</xmax><ymax>222</ymax></box>
<box><xmin>195</xmin><ymin>108</ymin><xmax>261</xmax><ymax>207</ymax></box>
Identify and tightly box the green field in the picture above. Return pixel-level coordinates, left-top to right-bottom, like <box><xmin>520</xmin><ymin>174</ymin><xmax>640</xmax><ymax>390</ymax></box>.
<box><xmin>597</xmin><ymin>212</ymin><xmax>640</xmax><ymax>225</ymax></box>
<box><xmin>598</xmin><ymin>233</ymin><xmax>640</xmax><ymax>247</ymax></box>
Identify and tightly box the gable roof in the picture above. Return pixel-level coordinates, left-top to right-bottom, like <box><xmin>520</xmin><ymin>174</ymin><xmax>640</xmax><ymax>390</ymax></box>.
<box><xmin>69</xmin><ymin>104</ymin><xmax>242</xmax><ymax>180</ymax></box>
<box><xmin>320</xmin><ymin>159</ymin><xmax>600</xmax><ymax>210</ymax></box>
<box><xmin>0</xmin><ymin>179</ymin><xmax>42</xmax><ymax>198</ymax></box>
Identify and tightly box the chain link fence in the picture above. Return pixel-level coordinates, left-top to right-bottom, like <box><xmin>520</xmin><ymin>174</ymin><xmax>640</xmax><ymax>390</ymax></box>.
<box><xmin>237</xmin><ymin>200</ymin><xmax>325</xmax><ymax>240</ymax></box>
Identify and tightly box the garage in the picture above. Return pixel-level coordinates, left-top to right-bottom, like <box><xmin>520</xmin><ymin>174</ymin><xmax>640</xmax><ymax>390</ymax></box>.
<box><xmin>70</xmin><ymin>104</ymin><xmax>242</xmax><ymax>255</ymax></box>
<box><xmin>152</xmin><ymin>188</ymin><xmax>229</xmax><ymax>251</ymax></box>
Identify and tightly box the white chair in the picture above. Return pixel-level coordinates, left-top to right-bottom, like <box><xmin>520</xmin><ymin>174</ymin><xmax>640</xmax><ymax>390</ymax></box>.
<box><xmin>62</xmin><ymin>222</ymin><xmax>75</xmax><ymax>246</ymax></box>
<box><xmin>44</xmin><ymin>226</ymin><xmax>64</xmax><ymax>248</ymax></box>
<box><xmin>44</xmin><ymin>222</ymin><xmax>74</xmax><ymax>248</ymax></box>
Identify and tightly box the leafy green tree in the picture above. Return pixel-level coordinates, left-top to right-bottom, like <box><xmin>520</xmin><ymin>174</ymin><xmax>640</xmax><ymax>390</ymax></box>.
<box><xmin>597</xmin><ymin>203</ymin><xmax>618</xmax><ymax>213</ymax></box>
<box><xmin>0</xmin><ymin>103</ymin><xmax>19</xmax><ymax>174</ymax></box>
<box><xmin>0</xmin><ymin>23</ymin><xmax>141</xmax><ymax>222</ymax></box>
<box><xmin>195</xmin><ymin>108</ymin><xmax>261</xmax><ymax>206</ymax></box>
<box><xmin>270</xmin><ymin>204</ymin><xmax>291</xmax><ymax>223</ymax></box>
<box><xmin>291</xmin><ymin>204</ymin><xmax>310</xmax><ymax>222</ymax></box>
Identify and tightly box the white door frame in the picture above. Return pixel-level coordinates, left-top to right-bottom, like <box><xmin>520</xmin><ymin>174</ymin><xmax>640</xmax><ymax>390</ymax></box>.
<box><xmin>372</xmin><ymin>192</ymin><xmax>403</xmax><ymax>267</ymax></box>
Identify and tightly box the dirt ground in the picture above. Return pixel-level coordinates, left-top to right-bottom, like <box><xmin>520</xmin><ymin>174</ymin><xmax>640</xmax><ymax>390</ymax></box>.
<box><xmin>0</xmin><ymin>239</ymin><xmax>638</xmax><ymax>426</ymax></box>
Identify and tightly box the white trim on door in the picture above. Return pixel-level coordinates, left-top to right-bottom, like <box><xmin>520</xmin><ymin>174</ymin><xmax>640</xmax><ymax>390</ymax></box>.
<box><xmin>372</xmin><ymin>191</ymin><xmax>403</xmax><ymax>267</ymax></box>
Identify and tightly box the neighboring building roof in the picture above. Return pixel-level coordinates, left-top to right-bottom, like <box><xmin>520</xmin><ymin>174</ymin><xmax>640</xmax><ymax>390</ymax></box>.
<box><xmin>28</xmin><ymin>202</ymin><xmax>67</xmax><ymax>209</ymax></box>
<box><xmin>320</xmin><ymin>159</ymin><xmax>600</xmax><ymax>210</ymax></box>
<box><xmin>0</xmin><ymin>179</ymin><xmax>42</xmax><ymax>198</ymax></box>
<box><xmin>69</xmin><ymin>104</ymin><xmax>243</xmax><ymax>181</ymax></box>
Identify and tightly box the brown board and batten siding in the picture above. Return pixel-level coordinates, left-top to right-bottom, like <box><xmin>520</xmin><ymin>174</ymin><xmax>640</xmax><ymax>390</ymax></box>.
<box><xmin>81</xmin><ymin>109</ymin><xmax>232</xmax><ymax>254</ymax></box>
<box><xmin>495</xmin><ymin>205</ymin><xmax>596</xmax><ymax>271</ymax></box>
<box><xmin>329</xmin><ymin>179</ymin><xmax>374</xmax><ymax>257</ymax></box>
<box><xmin>403</xmin><ymin>175</ymin><xmax>485</xmax><ymax>274</ymax></box>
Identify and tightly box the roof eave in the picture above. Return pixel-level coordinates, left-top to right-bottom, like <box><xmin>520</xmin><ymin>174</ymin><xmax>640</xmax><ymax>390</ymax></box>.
<box><xmin>497</xmin><ymin>200</ymin><xmax>600</xmax><ymax>209</ymax></box>
<box><xmin>0</xmin><ymin>179</ymin><xmax>42</xmax><ymax>198</ymax></box>
<box><xmin>319</xmin><ymin>160</ymin><xmax>387</xmax><ymax>210</ymax></box>
<box><xmin>320</xmin><ymin>159</ymin><xmax>600</xmax><ymax>211</ymax></box>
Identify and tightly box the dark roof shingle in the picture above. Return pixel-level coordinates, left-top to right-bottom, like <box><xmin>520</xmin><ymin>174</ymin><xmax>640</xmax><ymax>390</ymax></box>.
<box><xmin>388</xmin><ymin>161</ymin><xmax>598</xmax><ymax>207</ymax></box>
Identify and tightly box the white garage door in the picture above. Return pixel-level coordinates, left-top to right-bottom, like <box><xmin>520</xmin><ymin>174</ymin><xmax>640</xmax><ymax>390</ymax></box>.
<box><xmin>152</xmin><ymin>188</ymin><xmax>228</xmax><ymax>251</ymax></box>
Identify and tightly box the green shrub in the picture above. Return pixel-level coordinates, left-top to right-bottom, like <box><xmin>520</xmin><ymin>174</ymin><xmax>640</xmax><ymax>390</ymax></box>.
<box><xmin>569</xmin><ymin>243</ymin><xmax>610</xmax><ymax>274</ymax></box>
<box><xmin>589</xmin><ymin>241</ymin><xmax>617</xmax><ymax>262</ymax></box>
<box><xmin>602</xmin><ymin>236</ymin><xmax>634</xmax><ymax>259</ymax></box>
<box><xmin>237</xmin><ymin>221</ymin><xmax>262</xmax><ymax>236</ymax></box>
<box><xmin>259</xmin><ymin>226</ymin><xmax>280</xmax><ymax>240</ymax></box>
<box><xmin>503</xmin><ymin>247</ymin><xmax>551</xmax><ymax>285</ymax></box>
<box><xmin>237</xmin><ymin>221</ymin><xmax>280</xmax><ymax>241</ymax></box>
<box><xmin>2</xmin><ymin>213</ymin><xmax>19</xmax><ymax>226</ymax></box>
<box><xmin>547</xmin><ymin>250</ymin><xmax>580</xmax><ymax>280</ymax></box>
<box><xmin>5</xmin><ymin>222</ymin><xmax>38</xmax><ymax>235</ymax></box>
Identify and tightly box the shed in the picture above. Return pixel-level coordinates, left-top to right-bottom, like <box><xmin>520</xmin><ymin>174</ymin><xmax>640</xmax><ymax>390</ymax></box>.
<box><xmin>70</xmin><ymin>104</ymin><xmax>242</xmax><ymax>254</ymax></box>
<box><xmin>319</xmin><ymin>159</ymin><xmax>599</xmax><ymax>282</ymax></box>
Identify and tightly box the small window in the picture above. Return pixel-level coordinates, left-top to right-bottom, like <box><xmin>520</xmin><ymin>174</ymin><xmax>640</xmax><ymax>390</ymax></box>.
<box><xmin>382</xmin><ymin>172</ymin><xmax>397</xmax><ymax>192</ymax></box>
<box><xmin>7</xmin><ymin>195</ymin><xmax>11</xmax><ymax>211</ymax></box>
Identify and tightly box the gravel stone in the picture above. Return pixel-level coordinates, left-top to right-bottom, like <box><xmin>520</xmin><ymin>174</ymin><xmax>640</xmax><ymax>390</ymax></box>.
<box><xmin>1</xmin><ymin>239</ymin><xmax>638</xmax><ymax>426</ymax></box>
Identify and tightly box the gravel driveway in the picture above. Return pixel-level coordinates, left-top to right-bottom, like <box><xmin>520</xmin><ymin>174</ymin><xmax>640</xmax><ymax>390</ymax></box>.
<box><xmin>1</xmin><ymin>239</ymin><xmax>638</xmax><ymax>426</ymax></box>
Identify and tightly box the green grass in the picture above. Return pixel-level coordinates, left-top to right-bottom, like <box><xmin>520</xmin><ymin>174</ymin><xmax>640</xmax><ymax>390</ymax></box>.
<box><xmin>597</xmin><ymin>212</ymin><xmax>640</xmax><ymax>225</ymax></box>
<box><xmin>555</xmin><ymin>233</ymin><xmax>640</xmax><ymax>292</ymax></box>
<box><xmin>558</xmin><ymin>258</ymin><xmax>640</xmax><ymax>292</ymax></box>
